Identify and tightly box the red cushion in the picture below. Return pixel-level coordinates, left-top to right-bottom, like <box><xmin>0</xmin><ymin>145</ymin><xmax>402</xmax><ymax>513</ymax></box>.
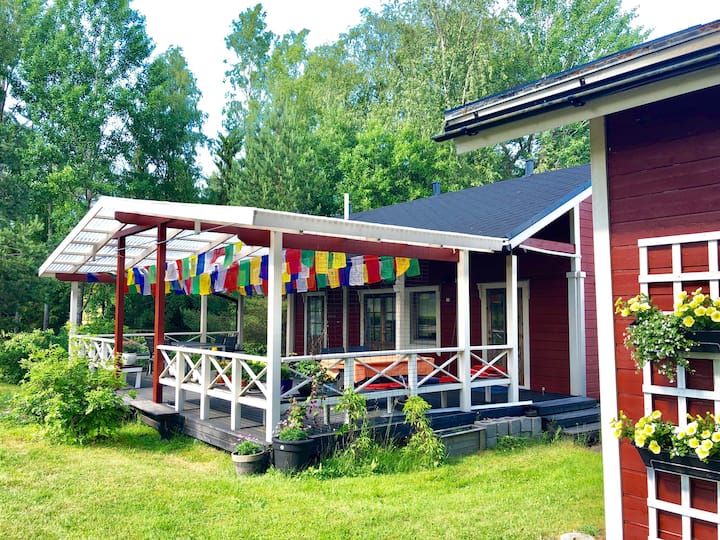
<box><xmin>364</xmin><ymin>382</ymin><xmax>404</xmax><ymax>390</ymax></box>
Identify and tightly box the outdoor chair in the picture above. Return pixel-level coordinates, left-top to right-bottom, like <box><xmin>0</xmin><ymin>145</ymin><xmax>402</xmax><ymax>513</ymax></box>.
<box><xmin>144</xmin><ymin>336</ymin><xmax>154</xmax><ymax>374</ymax></box>
<box><xmin>222</xmin><ymin>335</ymin><xmax>238</xmax><ymax>352</ymax></box>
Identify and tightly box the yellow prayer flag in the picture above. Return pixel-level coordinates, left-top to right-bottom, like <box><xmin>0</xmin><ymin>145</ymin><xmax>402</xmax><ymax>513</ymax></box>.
<box><xmin>199</xmin><ymin>273</ymin><xmax>212</xmax><ymax>295</ymax></box>
<box><xmin>331</xmin><ymin>252</ymin><xmax>346</xmax><ymax>269</ymax></box>
<box><xmin>396</xmin><ymin>257</ymin><xmax>410</xmax><ymax>276</ymax></box>
<box><xmin>250</xmin><ymin>256</ymin><xmax>262</xmax><ymax>285</ymax></box>
<box><xmin>164</xmin><ymin>281</ymin><xmax>171</xmax><ymax>294</ymax></box>
<box><xmin>363</xmin><ymin>264</ymin><xmax>368</xmax><ymax>284</ymax></box>
<box><xmin>127</xmin><ymin>269</ymin><xmax>134</xmax><ymax>286</ymax></box>
<box><xmin>234</xmin><ymin>241</ymin><xmax>243</xmax><ymax>253</ymax></box>
<box><xmin>328</xmin><ymin>268</ymin><xmax>340</xmax><ymax>288</ymax></box>
<box><xmin>315</xmin><ymin>251</ymin><xmax>329</xmax><ymax>274</ymax></box>
<box><xmin>189</xmin><ymin>255</ymin><xmax>198</xmax><ymax>277</ymax></box>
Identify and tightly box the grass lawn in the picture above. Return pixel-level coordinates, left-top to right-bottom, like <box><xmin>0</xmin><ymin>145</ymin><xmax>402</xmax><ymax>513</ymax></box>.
<box><xmin>0</xmin><ymin>383</ymin><xmax>603</xmax><ymax>539</ymax></box>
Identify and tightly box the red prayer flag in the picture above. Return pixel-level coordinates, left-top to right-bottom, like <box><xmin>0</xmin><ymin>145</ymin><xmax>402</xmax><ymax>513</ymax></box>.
<box><xmin>365</xmin><ymin>255</ymin><xmax>381</xmax><ymax>283</ymax></box>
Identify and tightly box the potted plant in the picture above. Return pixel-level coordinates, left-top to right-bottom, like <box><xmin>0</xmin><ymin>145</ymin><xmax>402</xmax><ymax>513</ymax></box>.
<box><xmin>231</xmin><ymin>435</ymin><xmax>269</xmax><ymax>476</ymax></box>
<box><xmin>294</xmin><ymin>359</ymin><xmax>332</xmax><ymax>396</ymax></box>
<box><xmin>612</xmin><ymin>410</ymin><xmax>720</xmax><ymax>481</ymax></box>
<box><xmin>615</xmin><ymin>289</ymin><xmax>720</xmax><ymax>382</ymax></box>
<box><xmin>121</xmin><ymin>339</ymin><xmax>147</xmax><ymax>366</ymax></box>
<box><xmin>272</xmin><ymin>393</ymin><xmax>321</xmax><ymax>471</ymax></box>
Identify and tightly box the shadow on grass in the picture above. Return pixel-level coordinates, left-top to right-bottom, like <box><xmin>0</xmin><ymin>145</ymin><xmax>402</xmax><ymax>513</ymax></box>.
<box><xmin>94</xmin><ymin>420</ymin><xmax>200</xmax><ymax>453</ymax></box>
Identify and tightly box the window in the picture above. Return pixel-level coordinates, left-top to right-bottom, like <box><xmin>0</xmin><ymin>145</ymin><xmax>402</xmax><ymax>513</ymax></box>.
<box><xmin>305</xmin><ymin>294</ymin><xmax>325</xmax><ymax>354</ymax></box>
<box><xmin>410</xmin><ymin>290</ymin><xmax>438</xmax><ymax>344</ymax></box>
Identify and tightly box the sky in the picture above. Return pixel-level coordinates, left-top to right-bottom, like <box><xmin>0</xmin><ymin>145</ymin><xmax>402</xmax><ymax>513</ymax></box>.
<box><xmin>130</xmin><ymin>0</ymin><xmax>720</xmax><ymax>175</ymax></box>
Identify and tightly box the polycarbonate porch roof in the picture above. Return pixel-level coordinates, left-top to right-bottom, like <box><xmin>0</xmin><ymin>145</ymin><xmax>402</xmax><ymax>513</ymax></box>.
<box><xmin>39</xmin><ymin>197</ymin><xmax>507</xmax><ymax>279</ymax></box>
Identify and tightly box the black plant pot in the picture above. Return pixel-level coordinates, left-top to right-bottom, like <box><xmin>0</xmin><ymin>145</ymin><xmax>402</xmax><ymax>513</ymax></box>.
<box><xmin>636</xmin><ymin>447</ymin><xmax>720</xmax><ymax>482</ymax></box>
<box><xmin>272</xmin><ymin>437</ymin><xmax>317</xmax><ymax>471</ymax></box>
<box><xmin>690</xmin><ymin>330</ymin><xmax>720</xmax><ymax>353</ymax></box>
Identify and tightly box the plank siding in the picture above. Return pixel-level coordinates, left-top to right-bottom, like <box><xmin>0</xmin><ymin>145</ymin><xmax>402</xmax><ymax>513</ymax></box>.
<box><xmin>607</xmin><ymin>85</ymin><xmax>720</xmax><ymax>538</ymax></box>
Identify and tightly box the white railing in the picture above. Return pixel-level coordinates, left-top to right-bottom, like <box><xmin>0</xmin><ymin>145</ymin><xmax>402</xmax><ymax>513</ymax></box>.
<box><xmin>70</xmin><ymin>334</ymin><xmax>517</xmax><ymax>435</ymax></box>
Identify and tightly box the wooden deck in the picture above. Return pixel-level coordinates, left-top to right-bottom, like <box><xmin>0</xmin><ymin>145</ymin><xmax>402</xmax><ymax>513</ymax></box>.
<box><xmin>120</xmin><ymin>374</ymin><xmax>598</xmax><ymax>452</ymax></box>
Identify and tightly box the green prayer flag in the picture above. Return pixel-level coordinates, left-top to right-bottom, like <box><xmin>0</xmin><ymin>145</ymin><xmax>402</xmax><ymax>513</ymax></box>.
<box><xmin>223</xmin><ymin>244</ymin><xmax>234</xmax><ymax>267</ymax></box>
<box><xmin>191</xmin><ymin>275</ymin><xmax>200</xmax><ymax>295</ymax></box>
<box><xmin>301</xmin><ymin>250</ymin><xmax>315</xmax><ymax>268</ymax></box>
<box><xmin>182</xmin><ymin>258</ymin><xmax>190</xmax><ymax>279</ymax></box>
<box><xmin>407</xmin><ymin>258</ymin><xmax>420</xmax><ymax>277</ymax></box>
<box><xmin>148</xmin><ymin>265</ymin><xmax>156</xmax><ymax>284</ymax></box>
<box><xmin>238</xmin><ymin>260</ymin><xmax>250</xmax><ymax>286</ymax></box>
<box><xmin>316</xmin><ymin>274</ymin><xmax>328</xmax><ymax>289</ymax></box>
<box><xmin>380</xmin><ymin>256</ymin><xmax>395</xmax><ymax>280</ymax></box>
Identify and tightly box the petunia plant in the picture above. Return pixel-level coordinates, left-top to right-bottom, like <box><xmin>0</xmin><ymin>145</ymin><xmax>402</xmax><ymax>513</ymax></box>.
<box><xmin>612</xmin><ymin>410</ymin><xmax>720</xmax><ymax>462</ymax></box>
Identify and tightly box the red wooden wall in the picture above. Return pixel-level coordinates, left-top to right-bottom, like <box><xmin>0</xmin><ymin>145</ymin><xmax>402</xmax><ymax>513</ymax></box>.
<box><xmin>581</xmin><ymin>198</ymin><xmax>599</xmax><ymax>399</ymax></box>
<box><xmin>606</xmin><ymin>85</ymin><xmax>720</xmax><ymax>538</ymax></box>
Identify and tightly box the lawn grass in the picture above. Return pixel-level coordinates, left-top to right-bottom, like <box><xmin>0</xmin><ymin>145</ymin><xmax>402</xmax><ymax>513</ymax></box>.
<box><xmin>0</xmin><ymin>383</ymin><xmax>603</xmax><ymax>539</ymax></box>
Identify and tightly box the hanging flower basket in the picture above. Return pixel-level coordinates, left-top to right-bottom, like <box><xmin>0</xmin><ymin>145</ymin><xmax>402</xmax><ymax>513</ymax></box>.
<box><xmin>689</xmin><ymin>330</ymin><xmax>720</xmax><ymax>354</ymax></box>
<box><xmin>635</xmin><ymin>447</ymin><xmax>720</xmax><ymax>482</ymax></box>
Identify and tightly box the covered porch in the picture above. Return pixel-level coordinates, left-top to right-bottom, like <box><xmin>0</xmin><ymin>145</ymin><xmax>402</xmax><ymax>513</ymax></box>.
<box><xmin>40</xmin><ymin>197</ymin><xmax>536</xmax><ymax>442</ymax></box>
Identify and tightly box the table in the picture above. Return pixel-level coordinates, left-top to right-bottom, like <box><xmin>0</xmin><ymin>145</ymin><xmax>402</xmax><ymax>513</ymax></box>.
<box><xmin>322</xmin><ymin>354</ymin><xmax>435</xmax><ymax>383</ymax></box>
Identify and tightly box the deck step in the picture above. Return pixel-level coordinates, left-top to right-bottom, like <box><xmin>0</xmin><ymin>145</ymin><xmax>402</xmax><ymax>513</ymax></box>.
<box><xmin>530</xmin><ymin>396</ymin><xmax>598</xmax><ymax>416</ymax></box>
<box><xmin>543</xmin><ymin>407</ymin><xmax>600</xmax><ymax>428</ymax></box>
<box><xmin>126</xmin><ymin>399</ymin><xmax>179</xmax><ymax>439</ymax></box>
<box><xmin>561</xmin><ymin>421</ymin><xmax>602</xmax><ymax>445</ymax></box>
<box><xmin>180</xmin><ymin>416</ymin><xmax>239</xmax><ymax>452</ymax></box>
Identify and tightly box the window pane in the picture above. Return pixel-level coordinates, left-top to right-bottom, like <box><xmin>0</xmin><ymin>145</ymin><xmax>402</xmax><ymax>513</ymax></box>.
<box><xmin>364</xmin><ymin>294</ymin><xmax>395</xmax><ymax>350</ymax></box>
<box><xmin>412</xmin><ymin>291</ymin><xmax>436</xmax><ymax>341</ymax></box>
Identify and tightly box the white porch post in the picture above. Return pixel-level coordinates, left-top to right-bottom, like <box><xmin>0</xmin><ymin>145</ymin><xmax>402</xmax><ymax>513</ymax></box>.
<box><xmin>69</xmin><ymin>281</ymin><xmax>81</xmax><ymax>331</ymax></box>
<box><xmin>394</xmin><ymin>274</ymin><xmax>406</xmax><ymax>350</ymax></box>
<box><xmin>567</xmin><ymin>206</ymin><xmax>587</xmax><ymax>396</ymax></box>
<box><xmin>266</xmin><ymin>231</ymin><xmax>283</xmax><ymax>442</ymax></box>
<box><xmin>200</xmin><ymin>295</ymin><xmax>208</xmax><ymax>343</ymax></box>
<box><xmin>590</xmin><ymin>117</ymin><xmax>622</xmax><ymax>538</ymax></box>
<box><xmin>506</xmin><ymin>254</ymin><xmax>519</xmax><ymax>403</ymax></box>
<box><xmin>342</xmin><ymin>288</ymin><xmax>349</xmax><ymax>351</ymax></box>
<box><xmin>236</xmin><ymin>296</ymin><xmax>244</xmax><ymax>347</ymax></box>
<box><xmin>457</xmin><ymin>250</ymin><xmax>471</xmax><ymax>411</ymax></box>
<box><xmin>286</xmin><ymin>294</ymin><xmax>295</xmax><ymax>355</ymax></box>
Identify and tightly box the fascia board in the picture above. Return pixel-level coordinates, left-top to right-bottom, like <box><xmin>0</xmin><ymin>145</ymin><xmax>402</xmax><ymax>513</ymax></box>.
<box><xmin>454</xmin><ymin>65</ymin><xmax>720</xmax><ymax>154</ymax></box>
<box><xmin>507</xmin><ymin>186</ymin><xmax>592</xmax><ymax>249</ymax></box>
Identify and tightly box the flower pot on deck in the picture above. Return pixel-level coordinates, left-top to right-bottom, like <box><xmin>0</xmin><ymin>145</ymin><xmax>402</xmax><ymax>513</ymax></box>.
<box><xmin>121</xmin><ymin>352</ymin><xmax>137</xmax><ymax>366</ymax></box>
<box><xmin>272</xmin><ymin>437</ymin><xmax>317</xmax><ymax>471</ymax></box>
<box><xmin>231</xmin><ymin>450</ymin><xmax>270</xmax><ymax>476</ymax></box>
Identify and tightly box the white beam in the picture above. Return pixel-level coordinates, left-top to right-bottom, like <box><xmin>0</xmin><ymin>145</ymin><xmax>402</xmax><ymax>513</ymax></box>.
<box><xmin>394</xmin><ymin>274</ymin><xmax>406</xmax><ymax>350</ymax></box>
<box><xmin>457</xmin><ymin>250</ymin><xmax>471</xmax><ymax>411</ymax></box>
<box><xmin>266</xmin><ymin>231</ymin><xmax>283</xmax><ymax>442</ymax></box>
<box><xmin>568</xmin><ymin>206</ymin><xmax>587</xmax><ymax>396</ymax></box>
<box><xmin>591</xmin><ymin>117</ymin><xmax>623</xmax><ymax>539</ymax></box>
<box><xmin>506</xmin><ymin>254</ymin><xmax>519</xmax><ymax>403</ymax></box>
<box><xmin>200</xmin><ymin>295</ymin><xmax>208</xmax><ymax>344</ymax></box>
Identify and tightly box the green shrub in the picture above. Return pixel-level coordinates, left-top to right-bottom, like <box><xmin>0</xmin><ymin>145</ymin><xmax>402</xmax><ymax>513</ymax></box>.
<box><xmin>13</xmin><ymin>345</ymin><xmax>128</xmax><ymax>444</ymax></box>
<box><xmin>402</xmin><ymin>396</ymin><xmax>446</xmax><ymax>468</ymax></box>
<box><xmin>0</xmin><ymin>329</ymin><xmax>61</xmax><ymax>384</ymax></box>
<box><xmin>77</xmin><ymin>320</ymin><xmax>117</xmax><ymax>335</ymax></box>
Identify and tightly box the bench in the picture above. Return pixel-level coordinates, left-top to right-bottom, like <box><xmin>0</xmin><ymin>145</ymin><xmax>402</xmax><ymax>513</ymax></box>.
<box><xmin>120</xmin><ymin>365</ymin><xmax>143</xmax><ymax>389</ymax></box>
<box><xmin>127</xmin><ymin>399</ymin><xmax>178</xmax><ymax>439</ymax></box>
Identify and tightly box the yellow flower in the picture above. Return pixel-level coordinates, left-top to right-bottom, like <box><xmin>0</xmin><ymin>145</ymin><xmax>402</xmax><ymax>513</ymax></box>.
<box><xmin>651</xmin><ymin>410</ymin><xmax>662</xmax><ymax>420</ymax></box>
<box><xmin>701</xmin><ymin>430</ymin><xmax>712</xmax><ymax>439</ymax></box>
<box><xmin>689</xmin><ymin>437</ymin><xmax>700</xmax><ymax>448</ymax></box>
<box><xmin>630</xmin><ymin>302</ymin><xmax>640</xmax><ymax>312</ymax></box>
<box><xmin>644</xmin><ymin>424</ymin><xmax>655</xmax><ymax>436</ymax></box>
<box><xmin>648</xmin><ymin>440</ymin><xmax>661</xmax><ymax>454</ymax></box>
<box><xmin>695</xmin><ymin>306</ymin><xmax>707</xmax><ymax>317</ymax></box>
<box><xmin>683</xmin><ymin>316</ymin><xmax>696</xmax><ymax>327</ymax></box>
<box><xmin>621</xmin><ymin>308</ymin><xmax>631</xmax><ymax>317</ymax></box>
<box><xmin>687</xmin><ymin>422</ymin><xmax>698</xmax><ymax>436</ymax></box>
<box><xmin>635</xmin><ymin>435</ymin><xmax>646</xmax><ymax>447</ymax></box>
<box><xmin>711</xmin><ymin>432</ymin><xmax>720</xmax><ymax>443</ymax></box>
<box><xmin>615</xmin><ymin>297</ymin><xmax>624</xmax><ymax>307</ymax></box>
<box><xmin>678</xmin><ymin>291</ymin><xmax>688</xmax><ymax>301</ymax></box>
<box><xmin>714</xmin><ymin>299</ymin><xmax>720</xmax><ymax>308</ymax></box>
<box><xmin>701</xmin><ymin>439</ymin><xmax>713</xmax><ymax>451</ymax></box>
<box><xmin>676</xmin><ymin>430</ymin><xmax>686</xmax><ymax>440</ymax></box>
<box><xmin>696</xmin><ymin>447</ymin><xmax>710</xmax><ymax>460</ymax></box>
<box><xmin>712</xmin><ymin>311</ymin><xmax>720</xmax><ymax>323</ymax></box>
<box><xmin>678</xmin><ymin>305</ymin><xmax>689</xmax><ymax>313</ymax></box>
<box><xmin>706</xmin><ymin>306</ymin><xmax>716</xmax><ymax>316</ymax></box>
<box><xmin>613</xmin><ymin>428</ymin><xmax>623</xmax><ymax>439</ymax></box>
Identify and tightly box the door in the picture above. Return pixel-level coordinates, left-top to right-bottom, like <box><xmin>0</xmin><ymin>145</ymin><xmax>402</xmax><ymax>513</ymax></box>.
<box><xmin>484</xmin><ymin>286</ymin><xmax>527</xmax><ymax>387</ymax></box>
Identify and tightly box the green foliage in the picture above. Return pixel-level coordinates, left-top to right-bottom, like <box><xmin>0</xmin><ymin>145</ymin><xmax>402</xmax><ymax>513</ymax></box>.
<box><xmin>13</xmin><ymin>345</ymin><xmax>128</xmax><ymax>443</ymax></box>
<box><xmin>0</xmin><ymin>329</ymin><xmax>60</xmax><ymax>384</ymax></box>
<box><xmin>234</xmin><ymin>435</ymin><xmax>264</xmax><ymax>455</ymax></box>
<box><xmin>402</xmin><ymin>395</ymin><xmax>446</xmax><ymax>467</ymax></box>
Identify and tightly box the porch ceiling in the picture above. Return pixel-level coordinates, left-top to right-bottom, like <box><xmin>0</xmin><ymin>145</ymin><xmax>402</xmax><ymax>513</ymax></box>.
<box><xmin>39</xmin><ymin>197</ymin><xmax>506</xmax><ymax>279</ymax></box>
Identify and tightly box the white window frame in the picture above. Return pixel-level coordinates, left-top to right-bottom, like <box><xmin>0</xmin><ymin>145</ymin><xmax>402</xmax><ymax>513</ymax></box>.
<box><xmin>406</xmin><ymin>285</ymin><xmax>441</xmax><ymax>349</ymax></box>
<box><xmin>477</xmin><ymin>281</ymin><xmax>530</xmax><ymax>388</ymax></box>
<box><xmin>303</xmin><ymin>292</ymin><xmax>327</xmax><ymax>354</ymax></box>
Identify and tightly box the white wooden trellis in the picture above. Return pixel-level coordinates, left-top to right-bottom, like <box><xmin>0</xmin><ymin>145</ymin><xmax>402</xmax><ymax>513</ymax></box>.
<box><xmin>637</xmin><ymin>231</ymin><xmax>720</xmax><ymax>540</ymax></box>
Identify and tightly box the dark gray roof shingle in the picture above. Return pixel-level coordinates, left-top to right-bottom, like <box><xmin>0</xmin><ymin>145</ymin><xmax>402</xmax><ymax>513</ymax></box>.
<box><xmin>351</xmin><ymin>164</ymin><xmax>591</xmax><ymax>240</ymax></box>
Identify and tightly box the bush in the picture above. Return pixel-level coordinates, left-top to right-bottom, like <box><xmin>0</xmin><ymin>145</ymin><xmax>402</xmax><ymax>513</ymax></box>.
<box><xmin>13</xmin><ymin>345</ymin><xmax>128</xmax><ymax>444</ymax></box>
<box><xmin>0</xmin><ymin>329</ymin><xmax>61</xmax><ymax>384</ymax></box>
